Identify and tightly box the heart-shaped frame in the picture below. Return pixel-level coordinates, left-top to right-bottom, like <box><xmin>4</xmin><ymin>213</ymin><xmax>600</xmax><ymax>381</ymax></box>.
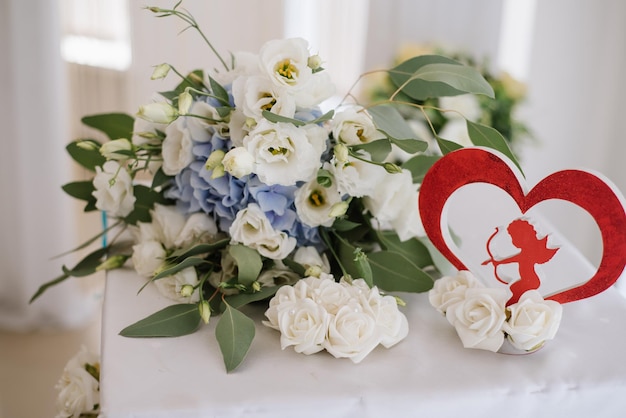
<box><xmin>419</xmin><ymin>147</ymin><xmax>626</xmax><ymax>304</ymax></box>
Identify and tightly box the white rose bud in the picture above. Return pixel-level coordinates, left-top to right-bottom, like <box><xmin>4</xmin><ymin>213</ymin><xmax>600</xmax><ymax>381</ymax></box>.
<box><xmin>205</xmin><ymin>149</ymin><xmax>225</xmax><ymax>171</ymax></box>
<box><xmin>137</xmin><ymin>102</ymin><xmax>179</xmax><ymax>124</ymax></box>
<box><xmin>222</xmin><ymin>147</ymin><xmax>255</xmax><ymax>178</ymax></box>
<box><xmin>198</xmin><ymin>300</ymin><xmax>211</xmax><ymax>324</ymax></box>
<box><xmin>100</xmin><ymin>138</ymin><xmax>133</xmax><ymax>161</ymax></box>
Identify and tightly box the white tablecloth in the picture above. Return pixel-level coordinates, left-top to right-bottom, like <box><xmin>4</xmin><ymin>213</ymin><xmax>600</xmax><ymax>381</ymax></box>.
<box><xmin>99</xmin><ymin>267</ymin><xmax>626</xmax><ymax>418</ymax></box>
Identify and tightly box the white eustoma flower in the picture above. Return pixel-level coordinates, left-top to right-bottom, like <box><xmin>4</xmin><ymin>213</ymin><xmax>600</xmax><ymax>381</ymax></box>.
<box><xmin>328</xmin><ymin>151</ymin><xmax>385</xmax><ymax>198</ymax></box>
<box><xmin>222</xmin><ymin>146</ymin><xmax>255</xmax><ymax>178</ymax></box>
<box><xmin>153</xmin><ymin>267</ymin><xmax>200</xmax><ymax>303</ymax></box>
<box><xmin>149</xmin><ymin>204</ymin><xmax>187</xmax><ymax>249</ymax></box>
<box><xmin>258</xmin><ymin>37</ymin><xmax>334</xmax><ymax>107</ymax></box>
<box><xmin>445</xmin><ymin>287</ymin><xmax>510</xmax><ymax>352</ymax></box>
<box><xmin>186</xmin><ymin>100</ymin><xmax>221</xmax><ymax>142</ymax></box>
<box><xmin>161</xmin><ymin>117</ymin><xmax>194</xmax><ymax>175</ymax></box>
<box><xmin>503</xmin><ymin>290</ymin><xmax>563</xmax><ymax>351</ymax></box>
<box><xmin>131</xmin><ymin>116</ymin><xmax>165</xmax><ymax>147</ymax></box>
<box><xmin>173</xmin><ymin>212</ymin><xmax>219</xmax><ymax>248</ymax></box>
<box><xmin>231</xmin><ymin>74</ymin><xmax>296</xmax><ymax>121</ymax></box>
<box><xmin>55</xmin><ymin>346</ymin><xmax>99</xmax><ymax>418</ymax></box>
<box><xmin>92</xmin><ymin>160</ymin><xmax>136</xmax><ymax>217</ymax></box>
<box><xmin>211</xmin><ymin>51</ymin><xmax>261</xmax><ymax>85</ymax></box>
<box><xmin>332</xmin><ymin>106</ymin><xmax>385</xmax><ymax>145</ymax></box>
<box><xmin>277</xmin><ymin>297</ymin><xmax>330</xmax><ymax>355</ymax></box>
<box><xmin>363</xmin><ymin>169</ymin><xmax>424</xmax><ymax>240</ymax></box>
<box><xmin>323</xmin><ymin>301</ymin><xmax>381</xmax><ymax>363</ymax></box>
<box><xmin>243</xmin><ymin>120</ymin><xmax>327</xmax><ymax>186</ymax></box>
<box><xmin>294</xmin><ymin>179</ymin><xmax>343</xmax><ymax>227</ymax></box>
<box><xmin>259</xmin><ymin>37</ymin><xmax>313</xmax><ymax>90</ymax></box>
<box><xmin>229</xmin><ymin>203</ymin><xmax>296</xmax><ymax>260</ymax></box>
<box><xmin>429</xmin><ymin>270</ymin><xmax>485</xmax><ymax>314</ymax></box>
<box><xmin>131</xmin><ymin>240</ymin><xmax>166</xmax><ymax>277</ymax></box>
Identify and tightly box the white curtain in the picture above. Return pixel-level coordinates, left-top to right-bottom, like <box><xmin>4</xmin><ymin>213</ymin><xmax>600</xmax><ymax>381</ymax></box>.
<box><xmin>0</xmin><ymin>0</ymin><xmax>98</xmax><ymax>331</ymax></box>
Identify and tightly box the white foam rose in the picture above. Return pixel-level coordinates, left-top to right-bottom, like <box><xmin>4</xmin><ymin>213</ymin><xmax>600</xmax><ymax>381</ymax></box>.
<box><xmin>131</xmin><ymin>240</ymin><xmax>166</xmax><ymax>277</ymax></box>
<box><xmin>309</xmin><ymin>277</ymin><xmax>352</xmax><ymax>315</ymax></box>
<box><xmin>263</xmin><ymin>283</ymin><xmax>308</xmax><ymax>330</ymax></box>
<box><xmin>222</xmin><ymin>146</ymin><xmax>255</xmax><ymax>178</ymax></box>
<box><xmin>276</xmin><ymin>297</ymin><xmax>330</xmax><ymax>355</ymax></box>
<box><xmin>332</xmin><ymin>106</ymin><xmax>385</xmax><ymax>145</ymax></box>
<box><xmin>364</xmin><ymin>291</ymin><xmax>409</xmax><ymax>349</ymax></box>
<box><xmin>173</xmin><ymin>212</ymin><xmax>219</xmax><ymax>248</ymax></box>
<box><xmin>503</xmin><ymin>290</ymin><xmax>563</xmax><ymax>351</ymax></box>
<box><xmin>244</xmin><ymin>120</ymin><xmax>327</xmax><ymax>186</ymax></box>
<box><xmin>446</xmin><ymin>287</ymin><xmax>509</xmax><ymax>352</ymax></box>
<box><xmin>153</xmin><ymin>267</ymin><xmax>200</xmax><ymax>303</ymax></box>
<box><xmin>429</xmin><ymin>270</ymin><xmax>485</xmax><ymax>314</ymax></box>
<box><xmin>294</xmin><ymin>179</ymin><xmax>342</xmax><ymax>227</ymax></box>
<box><xmin>92</xmin><ymin>160</ymin><xmax>136</xmax><ymax>217</ymax></box>
<box><xmin>161</xmin><ymin>117</ymin><xmax>194</xmax><ymax>175</ymax></box>
<box><xmin>323</xmin><ymin>301</ymin><xmax>381</xmax><ymax>363</ymax></box>
<box><xmin>328</xmin><ymin>151</ymin><xmax>385</xmax><ymax>198</ymax></box>
<box><xmin>55</xmin><ymin>346</ymin><xmax>99</xmax><ymax>418</ymax></box>
<box><xmin>229</xmin><ymin>203</ymin><xmax>296</xmax><ymax>260</ymax></box>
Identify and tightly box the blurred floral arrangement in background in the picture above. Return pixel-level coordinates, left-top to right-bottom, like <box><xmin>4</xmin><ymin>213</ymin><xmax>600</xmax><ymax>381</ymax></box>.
<box><xmin>363</xmin><ymin>43</ymin><xmax>532</xmax><ymax>157</ymax></box>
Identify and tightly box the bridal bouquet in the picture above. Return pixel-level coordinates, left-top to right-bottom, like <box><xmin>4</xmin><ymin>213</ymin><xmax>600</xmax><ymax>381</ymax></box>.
<box><xmin>35</xmin><ymin>3</ymin><xmax>520</xmax><ymax>373</ymax></box>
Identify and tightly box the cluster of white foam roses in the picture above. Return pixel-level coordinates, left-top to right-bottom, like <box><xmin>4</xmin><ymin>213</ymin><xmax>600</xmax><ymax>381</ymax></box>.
<box><xmin>263</xmin><ymin>274</ymin><xmax>408</xmax><ymax>363</ymax></box>
<box><xmin>428</xmin><ymin>271</ymin><xmax>562</xmax><ymax>352</ymax></box>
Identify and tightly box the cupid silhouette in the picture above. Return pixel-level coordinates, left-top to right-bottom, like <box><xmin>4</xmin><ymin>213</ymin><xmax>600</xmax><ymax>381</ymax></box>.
<box><xmin>482</xmin><ymin>219</ymin><xmax>559</xmax><ymax>305</ymax></box>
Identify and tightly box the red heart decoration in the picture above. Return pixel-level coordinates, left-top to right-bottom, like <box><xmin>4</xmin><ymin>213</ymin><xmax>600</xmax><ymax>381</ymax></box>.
<box><xmin>419</xmin><ymin>147</ymin><xmax>626</xmax><ymax>304</ymax></box>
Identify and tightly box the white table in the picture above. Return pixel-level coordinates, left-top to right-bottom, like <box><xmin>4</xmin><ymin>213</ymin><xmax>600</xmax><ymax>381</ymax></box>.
<box><xmin>99</xmin><ymin>267</ymin><xmax>626</xmax><ymax>418</ymax></box>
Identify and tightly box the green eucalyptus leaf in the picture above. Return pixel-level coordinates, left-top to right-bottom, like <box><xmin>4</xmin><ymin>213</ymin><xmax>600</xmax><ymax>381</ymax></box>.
<box><xmin>208</xmin><ymin>76</ymin><xmax>230</xmax><ymax>106</ymax></box>
<box><xmin>119</xmin><ymin>304</ymin><xmax>201</xmax><ymax>337</ymax></box>
<box><xmin>281</xmin><ymin>258</ymin><xmax>306</xmax><ymax>276</ymax></box>
<box><xmin>375</xmin><ymin>231</ymin><xmax>434</xmax><ymax>268</ymax></box>
<box><xmin>30</xmin><ymin>273</ymin><xmax>69</xmax><ymax>303</ymax></box>
<box><xmin>81</xmin><ymin>113</ymin><xmax>135</xmax><ymax>140</ymax></box>
<box><xmin>332</xmin><ymin>218</ymin><xmax>361</xmax><ymax>232</ymax></box>
<box><xmin>228</xmin><ymin>245</ymin><xmax>263</xmax><ymax>286</ymax></box>
<box><xmin>151</xmin><ymin>167</ymin><xmax>172</xmax><ymax>189</ymax></box>
<box><xmin>390</xmin><ymin>138</ymin><xmax>429</xmax><ymax>155</ymax></box>
<box><xmin>61</xmin><ymin>246</ymin><xmax>110</xmax><ymax>278</ymax></box>
<box><xmin>402</xmin><ymin>154</ymin><xmax>440</xmax><ymax>183</ymax></box>
<box><xmin>215</xmin><ymin>304</ymin><xmax>256</xmax><ymax>373</ymax></box>
<box><xmin>389</xmin><ymin>55</ymin><xmax>467</xmax><ymax>100</ymax></box>
<box><xmin>261</xmin><ymin>110</ymin><xmax>306</xmax><ymax>126</ymax></box>
<box><xmin>167</xmin><ymin>238</ymin><xmax>230</xmax><ymax>262</ymax></box>
<box><xmin>224</xmin><ymin>286</ymin><xmax>279</xmax><ymax>309</ymax></box>
<box><xmin>368</xmin><ymin>105</ymin><xmax>422</xmax><ymax>142</ymax></box>
<box><xmin>152</xmin><ymin>257</ymin><xmax>208</xmax><ymax>281</ymax></box>
<box><xmin>367</xmin><ymin>251</ymin><xmax>434</xmax><ymax>293</ymax></box>
<box><xmin>436</xmin><ymin>136</ymin><xmax>463</xmax><ymax>155</ymax></box>
<box><xmin>66</xmin><ymin>140</ymin><xmax>105</xmax><ymax>171</ymax></box>
<box><xmin>62</xmin><ymin>181</ymin><xmax>97</xmax><ymax>210</ymax></box>
<box><xmin>350</xmin><ymin>139</ymin><xmax>392</xmax><ymax>162</ymax></box>
<box><xmin>409</xmin><ymin>63</ymin><xmax>494</xmax><ymax>98</ymax></box>
<box><xmin>466</xmin><ymin>120</ymin><xmax>524</xmax><ymax>176</ymax></box>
